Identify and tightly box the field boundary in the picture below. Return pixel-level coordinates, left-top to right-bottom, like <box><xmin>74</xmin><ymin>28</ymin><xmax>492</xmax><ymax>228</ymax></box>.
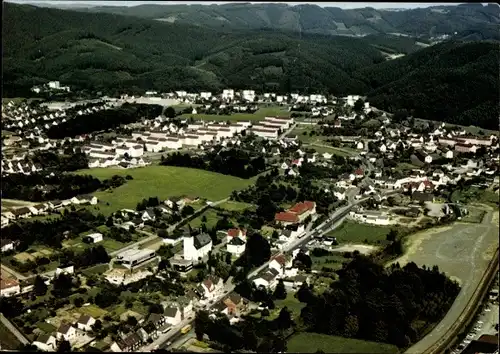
<box><xmin>421</xmin><ymin>247</ymin><xmax>499</xmax><ymax>354</ymax></box>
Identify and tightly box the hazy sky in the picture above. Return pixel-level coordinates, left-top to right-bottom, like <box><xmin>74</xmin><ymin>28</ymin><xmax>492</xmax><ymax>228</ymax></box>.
<box><xmin>9</xmin><ymin>0</ymin><xmax>465</xmax><ymax>9</ymax></box>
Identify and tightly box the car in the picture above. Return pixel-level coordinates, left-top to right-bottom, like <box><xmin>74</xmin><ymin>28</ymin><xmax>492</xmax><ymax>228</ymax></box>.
<box><xmin>485</xmin><ymin>308</ymin><xmax>492</xmax><ymax>312</ymax></box>
<box><xmin>463</xmin><ymin>340</ymin><xmax>471</xmax><ymax>344</ymax></box>
<box><xmin>477</xmin><ymin>321</ymin><xmax>484</xmax><ymax>324</ymax></box>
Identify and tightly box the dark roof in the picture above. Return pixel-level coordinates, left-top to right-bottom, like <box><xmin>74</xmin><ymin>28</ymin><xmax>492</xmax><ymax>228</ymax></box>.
<box><xmin>461</xmin><ymin>338</ymin><xmax>498</xmax><ymax>354</ymax></box>
<box><xmin>0</xmin><ymin>239</ymin><xmax>13</xmax><ymax>247</ymax></box>
<box><xmin>229</xmin><ymin>237</ymin><xmax>245</xmax><ymax>246</ymax></box>
<box><xmin>228</xmin><ymin>292</ymin><xmax>242</xmax><ymax>305</ymax></box>
<box><xmin>212</xmin><ymin>301</ymin><xmax>227</xmax><ymax>312</ymax></box>
<box><xmin>268</xmin><ymin>267</ymin><xmax>280</xmax><ymax>276</ymax></box>
<box><xmin>164</xmin><ymin>307</ymin><xmax>179</xmax><ymax>318</ymax></box>
<box><xmin>58</xmin><ymin>323</ymin><xmax>72</xmax><ymax>334</ymax></box>
<box><xmin>147</xmin><ymin>313</ymin><xmax>163</xmax><ymax>325</ymax></box>
<box><xmin>36</xmin><ymin>334</ymin><xmax>53</xmax><ymax>343</ymax></box>
<box><xmin>77</xmin><ymin>314</ymin><xmax>92</xmax><ymax>325</ymax></box>
<box><xmin>143</xmin><ymin>322</ymin><xmax>157</xmax><ymax>334</ymax></box>
<box><xmin>193</xmin><ymin>233</ymin><xmax>212</xmax><ymax>249</ymax></box>
<box><xmin>12</xmin><ymin>207</ymin><xmax>31</xmax><ymax>215</ymax></box>
<box><xmin>123</xmin><ymin>332</ymin><xmax>141</xmax><ymax>347</ymax></box>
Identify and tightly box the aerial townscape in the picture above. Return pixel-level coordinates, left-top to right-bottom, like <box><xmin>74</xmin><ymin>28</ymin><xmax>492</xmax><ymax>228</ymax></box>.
<box><xmin>0</xmin><ymin>1</ymin><xmax>499</xmax><ymax>354</ymax></box>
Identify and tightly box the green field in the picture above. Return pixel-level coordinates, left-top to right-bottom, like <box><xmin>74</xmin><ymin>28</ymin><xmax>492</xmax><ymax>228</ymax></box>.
<box><xmin>217</xmin><ymin>201</ymin><xmax>255</xmax><ymax>212</ymax></box>
<box><xmin>179</xmin><ymin>106</ymin><xmax>290</xmax><ymax>122</ymax></box>
<box><xmin>0</xmin><ymin>321</ymin><xmax>21</xmax><ymax>350</ymax></box>
<box><xmin>287</xmin><ymin>332</ymin><xmax>400</xmax><ymax>353</ymax></box>
<box><xmin>306</xmin><ymin>143</ymin><xmax>357</xmax><ymax>157</ymax></box>
<box><xmin>275</xmin><ymin>293</ymin><xmax>306</xmax><ymax>318</ymax></box>
<box><xmin>461</xmin><ymin>206</ymin><xmax>486</xmax><ymax>223</ymax></box>
<box><xmin>75</xmin><ymin>166</ymin><xmax>255</xmax><ymax>215</ymax></box>
<box><xmin>327</xmin><ymin>221</ymin><xmax>391</xmax><ymax>245</ymax></box>
<box><xmin>311</xmin><ymin>254</ymin><xmax>347</xmax><ymax>271</ymax></box>
<box><xmin>451</xmin><ymin>187</ymin><xmax>499</xmax><ymax>208</ymax></box>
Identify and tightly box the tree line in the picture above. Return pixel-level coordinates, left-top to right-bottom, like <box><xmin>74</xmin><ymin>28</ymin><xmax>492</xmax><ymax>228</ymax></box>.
<box><xmin>2</xmin><ymin>172</ymin><xmax>126</xmax><ymax>202</ymax></box>
<box><xmin>46</xmin><ymin>103</ymin><xmax>163</xmax><ymax>139</ymax></box>
<box><xmin>160</xmin><ymin>148</ymin><xmax>267</xmax><ymax>179</ymax></box>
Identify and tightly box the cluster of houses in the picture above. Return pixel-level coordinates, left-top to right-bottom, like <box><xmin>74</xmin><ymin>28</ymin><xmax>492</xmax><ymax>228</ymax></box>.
<box><xmin>31</xmin><ymin>80</ymin><xmax>71</xmax><ymax>94</ymax></box>
<box><xmin>1</xmin><ymin>195</ymin><xmax>98</xmax><ymax>227</ymax></box>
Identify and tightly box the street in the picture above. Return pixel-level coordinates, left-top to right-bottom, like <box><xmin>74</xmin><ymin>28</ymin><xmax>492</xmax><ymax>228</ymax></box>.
<box><xmin>0</xmin><ymin>313</ymin><xmax>29</xmax><ymax>346</ymax></box>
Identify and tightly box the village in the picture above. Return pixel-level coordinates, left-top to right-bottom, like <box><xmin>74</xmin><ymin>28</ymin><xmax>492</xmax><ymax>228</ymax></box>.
<box><xmin>1</xmin><ymin>85</ymin><xmax>499</xmax><ymax>353</ymax></box>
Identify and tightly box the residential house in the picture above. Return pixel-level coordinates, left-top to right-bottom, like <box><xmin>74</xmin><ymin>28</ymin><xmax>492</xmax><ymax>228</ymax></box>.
<box><xmin>141</xmin><ymin>209</ymin><xmax>156</xmax><ymax>221</ymax></box>
<box><xmin>269</xmin><ymin>254</ymin><xmax>292</xmax><ymax>276</ymax></box>
<box><xmin>56</xmin><ymin>323</ymin><xmax>77</xmax><ymax>342</ymax></box>
<box><xmin>76</xmin><ymin>314</ymin><xmax>96</xmax><ymax>332</ymax></box>
<box><xmin>227</xmin><ymin>237</ymin><xmax>246</xmax><ymax>256</ymax></box>
<box><xmin>1</xmin><ymin>239</ymin><xmax>17</xmax><ymax>252</ymax></box>
<box><xmin>110</xmin><ymin>332</ymin><xmax>142</xmax><ymax>352</ymax></box>
<box><xmin>33</xmin><ymin>334</ymin><xmax>57</xmax><ymax>352</ymax></box>
<box><xmin>11</xmin><ymin>207</ymin><xmax>32</xmax><ymax>219</ymax></box>
<box><xmin>83</xmin><ymin>233</ymin><xmax>103</xmax><ymax>244</ymax></box>
<box><xmin>183</xmin><ymin>233</ymin><xmax>212</xmax><ymax>261</ymax></box>
<box><xmin>252</xmin><ymin>268</ymin><xmax>280</xmax><ymax>290</ymax></box>
<box><xmin>198</xmin><ymin>275</ymin><xmax>224</xmax><ymax>300</ymax></box>
<box><xmin>164</xmin><ymin>307</ymin><xmax>182</xmax><ymax>326</ymax></box>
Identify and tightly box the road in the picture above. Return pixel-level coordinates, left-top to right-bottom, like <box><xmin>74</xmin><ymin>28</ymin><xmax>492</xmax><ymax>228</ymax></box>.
<box><xmin>279</xmin><ymin>123</ymin><xmax>297</xmax><ymax>140</ymax></box>
<box><xmin>1</xmin><ymin>264</ymin><xmax>27</xmax><ymax>281</ymax></box>
<box><xmin>0</xmin><ymin>313</ymin><xmax>29</xmax><ymax>346</ymax></box>
<box><xmin>145</xmin><ymin>190</ymin><xmax>396</xmax><ymax>352</ymax></box>
<box><xmin>403</xmin><ymin>209</ymin><xmax>499</xmax><ymax>354</ymax></box>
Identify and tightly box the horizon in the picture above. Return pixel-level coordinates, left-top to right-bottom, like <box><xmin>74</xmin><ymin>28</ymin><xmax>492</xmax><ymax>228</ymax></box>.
<box><xmin>7</xmin><ymin>0</ymin><xmax>467</xmax><ymax>9</ymax></box>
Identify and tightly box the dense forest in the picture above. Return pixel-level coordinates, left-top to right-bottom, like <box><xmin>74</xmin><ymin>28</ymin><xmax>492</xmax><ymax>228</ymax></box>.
<box><xmin>4</xmin><ymin>3</ymin><xmax>499</xmax><ymax>129</ymax></box>
<box><xmin>299</xmin><ymin>255</ymin><xmax>460</xmax><ymax>348</ymax></box>
<box><xmin>160</xmin><ymin>149</ymin><xmax>267</xmax><ymax>179</ymax></box>
<box><xmin>2</xmin><ymin>173</ymin><xmax>126</xmax><ymax>201</ymax></box>
<box><xmin>79</xmin><ymin>3</ymin><xmax>500</xmax><ymax>41</ymax></box>
<box><xmin>46</xmin><ymin>103</ymin><xmax>163</xmax><ymax>139</ymax></box>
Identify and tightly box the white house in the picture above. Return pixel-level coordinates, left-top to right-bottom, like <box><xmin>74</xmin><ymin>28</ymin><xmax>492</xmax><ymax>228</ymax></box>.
<box><xmin>76</xmin><ymin>315</ymin><xmax>96</xmax><ymax>332</ymax></box>
<box><xmin>55</xmin><ymin>265</ymin><xmax>75</xmax><ymax>276</ymax></box>
<box><xmin>198</xmin><ymin>276</ymin><xmax>224</xmax><ymax>300</ymax></box>
<box><xmin>164</xmin><ymin>307</ymin><xmax>182</xmax><ymax>325</ymax></box>
<box><xmin>227</xmin><ymin>237</ymin><xmax>246</xmax><ymax>256</ymax></box>
<box><xmin>84</xmin><ymin>233</ymin><xmax>103</xmax><ymax>244</ymax></box>
<box><xmin>56</xmin><ymin>323</ymin><xmax>77</xmax><ymax>342</ymax></box>
<box><xmin>269</xmin><ymin>254</ymin><xmax>292</xmax><ymax>276</ymax></box>
<box><xmin>356</xmin><ymin>141</ymin><xmax>364</xmax><ymax>150</ymax></box>
<box><xmin>183</xmin><ymin>233</ymin><xmax>212</xmax><ymax>261</ymax></box>
<box><xmin>0</xmin><ymin>278</ymin><xmax>20</xmax><ymax>297</ymax></box>
<box><xmin>33</xmin><ymin>334</ymin><xmax>57</xmax><ymax>352</ymax></box>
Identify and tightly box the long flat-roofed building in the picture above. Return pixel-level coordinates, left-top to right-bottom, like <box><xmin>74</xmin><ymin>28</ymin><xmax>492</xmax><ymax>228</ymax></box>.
<box><xmin>116</xmin><ymin>249</ymin><xmax>156</xmax><ymax>268</ymax></box>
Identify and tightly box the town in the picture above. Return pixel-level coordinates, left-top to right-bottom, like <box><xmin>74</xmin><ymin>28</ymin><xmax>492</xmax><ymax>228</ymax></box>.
<box><xmin>1</xmin><ymin>84</ymin><xmax>499</xmax><ymax>354</ymax></box>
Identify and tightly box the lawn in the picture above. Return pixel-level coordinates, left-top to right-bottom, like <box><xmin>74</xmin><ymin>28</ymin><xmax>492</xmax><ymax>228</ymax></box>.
<box><xmin>77</xmin><ymin>304</ymin><xmax>108</xmax><ymax>319</ymax></box>
<box><xmin>217</xmin><ymin>201</ymin><xmax>255</xmax><ymax>212</ymax></box>
<box><xmin>0</xmin><ymin>321</ymin><xmax>21</xmax><ymax>350</ymax></box>
<box><xmin>451</xmin><ymin>187</ymin><xmax>499</xmax><ymax>209</ymax></box>
<box><xmin>326</xmin><ymin>220</ymin><xmax>392</xmax><ymax>245</ymax></box>
<box><xmin>82</xmin><ymin>264</ymin><xmax>110</xmax><ymax>276</ymax></box>
<box><xmin>36</xmin><ymin>321</ymin><xmax>57</xmax><ymax>333</ymax></box>
<box><xmin>275</xmin><ymin>292</ymin><xmax>306</xmax><ymax>318</ymax></box>
<box><xmin>179</xmin><ymin>105</ymin><xmax>290</xmax><ymax>122</ymax></box>
<box><xmin>75</xmin><ymin>166</ymin><xmax>255</xmax><ymax>215</ymax></box>
<box><xmin>287</xmin><ymin>332</ymin><xmax>400</xmax><ymax>353</ymax></box>
<box><xmin>307</xmin><ymin>143</ymin><xmax>357</xmax><ymax>157</ymax></box>
<box><xmin>461</xmin><ymin>206</ymin><xmax>486</xmax><ymax>223</ymax></box>
<box><xmin>311</xmin><ymin>254</ymin><xmax>347</xmax><ymax>271</ymax></box>
<box><xmin>188</xmin><ymin>208</ymin><xmax>220</xmax><ymax>229</ymax></box>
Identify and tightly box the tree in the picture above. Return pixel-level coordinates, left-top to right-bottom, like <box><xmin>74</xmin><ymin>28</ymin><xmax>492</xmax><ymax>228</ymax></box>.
<box><xmin>353</xmin><ymin>99</ymin><xmax>364</xmax><ymax>113</ymax></box>
<box><xmin>165</xmin><ymin>106</ymin><xmax>176</xmax><ymax>119</ymax></box>
<box><xmin>386</xmin><ymin>229</ymin><xmax>398</xmax><ymax>242</ymax></box>
<box><xmin>73</xmin><ymin>297</ymin><xmax>84</xmax><ymax>308</ymax></box>
<box><xmin>273</xmin><ymin>279</ymin><xmax>287</xmax><ymax>300</ymax></box>
<box><xmin>194</xmin><ymin>310</ymin><xmax>210</xmax><ymax>341</ymax></box>
<box><xmin>225</xmin><ymin>252</ymin><xmax>232</xmax><ymax>265</ymax></box>
<box><xmin>33</xmin><ymin>275</ymin><xmax>48</xmax><ymax>296</ymax></box>
<box><xmin>276</xmin><ymin>306</ymin><xmax>293</xmax><ymax>329</ymax></box>
<box><xmin>343</xmin><ymin>314</ymin><xmax>359</xmax><ymax>337</ymax></box>
<box><xmin>92</xmin><ymin>320</ymin><xmax>103</xmax><ymax>332</ymax></box>
<box><xmin>57</xmin><ymin>340</ymin><xmax>71</xmax><ymax>352</ymax></box>
<box><xmin>126</xmin><ymin>315</ymin><xmax>138</xmax><ymax>327</ymax></box>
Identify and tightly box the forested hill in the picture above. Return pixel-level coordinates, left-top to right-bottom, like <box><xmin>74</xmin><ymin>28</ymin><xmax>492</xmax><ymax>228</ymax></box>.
<box><xmin>2</xmin><ymin>3</ymin><xmax>386</xmax><ymax>96</ymax></box>
<box><xmin>69</xmin><ymin>3</ymin><xmax>500</xmax><ymax>41</ymax></box>
<box><xmin>3</xmin><ymin>3</ymin><xmax>499</xmax><ymax>129</ymax></box>
<box><xmin>354</xmin><ymin>41</ymin><xmax>500</xmax><ymax>130</ymax></box>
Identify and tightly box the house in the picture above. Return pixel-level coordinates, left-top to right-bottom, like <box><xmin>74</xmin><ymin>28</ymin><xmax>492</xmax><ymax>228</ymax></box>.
<box><xmin>227</xmin><ymin>237</ymin><xmax>246</xmax><ymax>256</ymax></box>
<box><xmin>275</xmin><ymin>212</ymin><xmax>299</xmax><ymax>226</ymax></box>
<box><xmin>252</xmin><ymin>268</ymin><xmax>280</xmax><ymax>289</ymax></box>
<box><xmin>356</xmin><ymin>141</ymin><xmax>364</xmax><ymax>150</ymax></box>
<box><xmin>76</xmin><ymin>314</ymin><xmax>96</xmax><ymax>332</ymax></box>
<box><xmin>110</xmin><ymin>332</ymin><xmax>142</xmax><ymax>352</ymax></box>
<box><xmin>83</xmin><ymin>233</ymin><xmax>103</xmax><ymax>244</ymax></box>
<box><xmin>11</xmin><ymin>207</ymin><xmax>31</xmax><ymax>219</ymax></box>
<box><xmin>1</xmin><ymin>211</ymin><xmax>15</xmax><ymax>220</ymax></box>
<box><xmin>199</xmin><ymin>275</ymin><xmax>224</xmax><ymax>300</ymax></box>
<box><xmin>1</xmin><ymin>215</ymin><xmax>10</xmax><ymax>227</ymax></box>
<box><xmin>287</xmin><ymin>201</ymin><xmax>317</xmax><ymax>222</ymax></box>
<box><xmin>269</xmin><ymin>254</ymin><xmax>292</xmax><ymax>276</ymax></box>
<box><xmin>55</xmin><ymin>265</ymin><xmax>74</xmax><ymax>276</ymax></box>
<box><xmin>164</xmin><ymin>307</ymin><xmax>182</xmax><ymax>325</ymax></box>
<box><xmin>226</xmin><ymin>228</ymin><xmax>246</xmax><ymax>243</ymax></box>
<box><xmin>78</xmin><ymin>195</ymin><xmax>98</xmax><ymax>205</ymax></box>
<box><xmin>141</xmin><ymin>209</ymin><xmax>156</xmax><ymax>221</ymax></box>
<box><xmin>282</xmin><ymin>224</ymin><xmax>305</xmax><ymax>239</ymax></box>
<box><xmin>354</xmin><ymin>168</ymin><xmax>364</xmax><ymax>179</ymax></box>
<box><xmin>146</xmin><ymin>312</ymin><xmax>166</xmax><ymax>329</ymax></box>
<box><xmin>183</xmin><ymin>233</ymin><xmax>212</xmax><ymax>261</ymax></box>
<box><xmin>1</xmin><ymin>239</ymin><xmax>16</xmax><ymax>252</ymax></box>
<box><xmin>412</xmin><ymin>191</ymin><xmax>435</xmax><ymax>203</ymax></box>
<box><xmin>0</xmin><ymin>277</ymin><xmax>20</xmax><ymax>297</ymax></box>
<box><xmin>33</xmin><ymin>334</ymin><xmax>57</xmax><ymax>352</ymax></box>
<box><xmin>56</xmin><ymin>323</ymin><xmax>77</xmax><ymax>342</ymax></box>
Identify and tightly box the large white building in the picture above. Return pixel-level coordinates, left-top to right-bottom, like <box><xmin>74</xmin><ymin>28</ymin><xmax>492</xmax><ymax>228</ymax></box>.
<box><xmin>116</xmin><ymin>249</ymin><xmax>156</xmax><ymax>268</ymax></box>
<box><xmin>183</xmin><ymin>233</ymin><xmax>213</xmax><ymax>261</ymax></box>
<box><xmin>222</xmin><ymin>89</ymin><xmax>235</xmax><ymax>100</ymax></box>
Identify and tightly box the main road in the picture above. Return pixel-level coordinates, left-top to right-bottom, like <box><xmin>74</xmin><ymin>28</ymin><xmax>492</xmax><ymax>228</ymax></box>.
<box><xmin>143</xmin><ymin>190</ymin><xmax>394</xmax><ymax>352</ymax></box>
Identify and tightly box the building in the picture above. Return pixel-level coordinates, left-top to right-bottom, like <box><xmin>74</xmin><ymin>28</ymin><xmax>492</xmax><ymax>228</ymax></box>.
<box><xmin>56</xmin><ymin>323</ymin><xmax>77</xmax><ymax>342</ymax></box>
<box><xmin>0</xmin><ymin>277</ymin><xmax>20</xmax><ymax>297</ymax></box>
<box><xmin>226</xmin><ymin>228</ymin><xmax>246</xmax><ymax>243</ymax></box>
<box><xmin>198</xmin><ymin>275</ymin><xmax>224</xmax><ymax>300</ymax></box>
<box><xmin>83</xmin><ymin>233</ymin><xmax>103</xmax><ymax>244</ymax></box>
<box><xmin>164</xmin><ymin>307</ymin><xmax>182</xmax><ymax>325</ymax></box>
<box><xmin>227</xmin><ymin>237</ymin><xmax>246</xmax><ymax>256</ymax></box>
<box><xmin>76</xmin><ymin>314</ymin><xmax>96</xmax><ymax>332</ymax></box>
<box><xmin>183</xmin><ymin>233</ymin><xmax>212</xmax><ymax>261</ymax></box>
<box><xmin>33</xmin><ymin>334</ymin><xmax>57</xmax><ymax>352</ymax></box>
<box><xmin>287</xmin><ymin>201</ymin><xmax>316</xmax><ymax>222</ymax></box>
<box><xmin>170</xmin><ymin>258</ymin><xmax>193</xmax><ymax>274</ymax></box>
<box><xmin>1</xmin><ymin>239</ymin><xmax>16</xmax><ymax>252</ymax></box>
<box><xmin>116</xmin><ymin>249</ymin><xmax>156</xmax><ymax>268</ymax></box>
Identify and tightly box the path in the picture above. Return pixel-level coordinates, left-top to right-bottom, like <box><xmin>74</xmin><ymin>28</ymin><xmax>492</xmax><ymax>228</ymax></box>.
<box><xmin>0</xmin><ymin>313</ymin><xmax>29</xmax><ymax>346</ymax></box>
<box><xmin>279</xmin><ymin>123</ymin><xmax>297</xmax><ymax>140</ymax></box>
<box><xmin>1</xmin><ymin>264</ymin><xmax>27</xmax><ymax>281</ymax></box>
<box><xmin>403</xmin><ymin>209</ymin><xmax>498</xmax><ymax>354</ymax></box>
<box><xmin>306</xmin><ymin>142</ymin><xmax>358</xmax><ymax>156</ymax></box>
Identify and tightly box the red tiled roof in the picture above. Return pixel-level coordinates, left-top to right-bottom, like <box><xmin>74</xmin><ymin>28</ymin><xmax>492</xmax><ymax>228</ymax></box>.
<box><xmin>354</xmin><ymin>168</ymin><xmax>364</xmax><ymax>175</ymax></box>
<box><xmin>288</xmin><ymin>201</ymin><xmax>315</xmax><ymax>215</ymax></box>
<box><xmin>203</xmin><ymin>279</ymin><xmax>213</xmax><ymax>291</ymax></box>
<box><xmin>227</xmin><ymin>228</ymin><xmax>246</xmax><ymax>238</ymax></box>
<box><xmin>0</xmin><ymin>277</ymin><xmax>19</xmax><ymax>289</ymax></box>
<box><xmin>275</xmin><ymin>212</ymin><xmax>299</xmax><ymax>223</ymax></box>
<box><xmin>272</xmin><ymin>254</ymin><xmax>287</xmax><ymax>265</ymax></box>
